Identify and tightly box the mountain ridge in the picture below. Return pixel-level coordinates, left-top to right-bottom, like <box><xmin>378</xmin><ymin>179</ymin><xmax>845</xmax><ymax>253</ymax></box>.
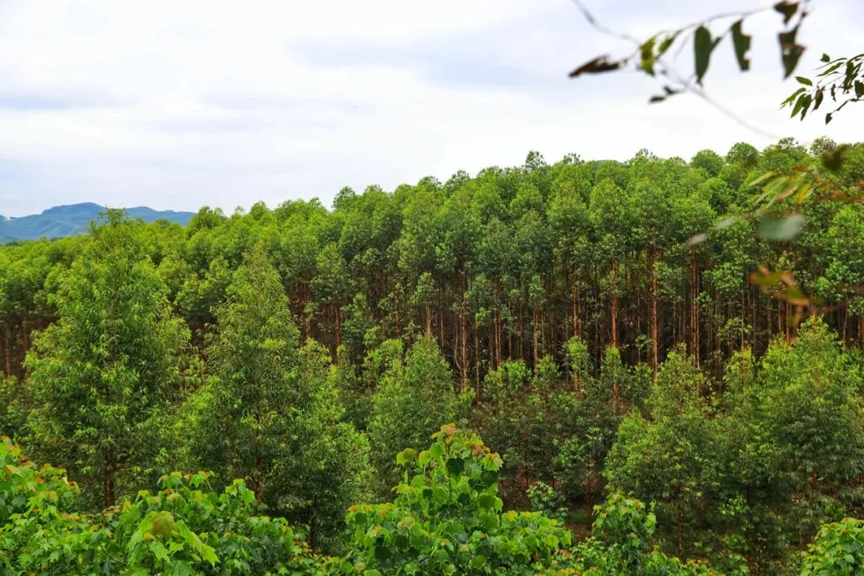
<box><xmin>0</xmin><ymin>202</ymin><xmax>195</xmax><ymax>243</ymax></box>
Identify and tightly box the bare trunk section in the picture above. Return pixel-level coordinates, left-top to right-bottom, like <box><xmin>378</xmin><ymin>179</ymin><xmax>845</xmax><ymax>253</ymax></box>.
<box><xmin>104</xmin><ymin>459</ymin><xmax>116</xmax><ymax>509</ymax></box>
<box><xmin>461</xmin><ymin>266</ymin><xmax>468</xmax><ymax>392</ymax></box>
<box><xmin>572</xmin><ymin>279</ymin><xmax>581</xmax><ymax>337</ymax></box>
<box><xmin>650</xmin><ymin>252</ymin><xmax>659</xmax><ymax>377</ymax></box>
<box><xmin>532</xmin><ymin>306</ymin><xmax>539</xmax><ymax>371</ymax></box>
<box><xmin>3</xmin><ymin>325</ymin><xmax>10</xmax><ymax>378</ymax></box>
<box><xmin>611</xmin><ymin>260</ymin><xmax>619</xmax><ymax>349</ymax></box>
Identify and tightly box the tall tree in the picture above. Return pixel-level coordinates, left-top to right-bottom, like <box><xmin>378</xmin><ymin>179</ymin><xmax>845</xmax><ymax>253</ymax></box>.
<box><xmin>24</xmin><ymin>211</ymin><xmax>189</xmax><ymax>508</ymax></box>
<box><xmin>188</xmin><ymin>246</ymin><xmax>299</xmax><ymax>500</ymax></box>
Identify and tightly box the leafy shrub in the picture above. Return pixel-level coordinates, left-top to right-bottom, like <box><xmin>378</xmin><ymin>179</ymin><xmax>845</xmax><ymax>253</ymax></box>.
<box><xmin>800</xmin><ymin>517</ymin><xmax>864</xmax><ymax>576</ymax></box>
<box><xmin>339</xmin><ymin>424</ymin><xmax>572</xmax><ymax>575</ymax></box>
<box><xmin>97</xmin><ymin>472</ymin><xmax>320</xmax><ymax>575</ymax></box>
<box><xmin>0</xmin><ymin>435</ymin><xmax>89</xmax><ymax>573</ymax></box>
<box><xmin>0</xmin><ymin>437</ymin><xmax>321</xmax><ymax>575</ymax></box>
<box><xmin>546</xmin><ymin>493</ymin><xmax>722</xmax><ymax>576</ymax></box>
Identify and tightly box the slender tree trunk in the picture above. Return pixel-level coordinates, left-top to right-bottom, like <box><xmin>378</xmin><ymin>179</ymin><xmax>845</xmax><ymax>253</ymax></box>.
<box><xmin>518</xmin><ymin>300</ymin><xmax>524</xmax><ymax>360</ymax></box>
<box><xmin>843</xmin><ymin>298</ymin><xmax>849</xmax><ymax>343</ymax></box>
<box><xmin>440</xmin><ymin>305</ymin><xmax>445</xmax><ymax>348</ymax></box>
<box><xmin>650</xmin><ymin>252</ymin><xmax>659</xmax><ymax>376</ymax></box>
<box><xmin>690</xmin><ymin>260</ymin><xmax>700</xmax><ymax>366</ymax></box>
<box><xmin>334</xmin><ymin>305</ymin><xmax>341</xmax><ymax>351</ymax></box>
<box><xmin>611</xmin><ymin>260</ymin><xmax>619</xmax><ymax>349</ymax></box>
<box><xmin>425</xmin><ymin>300</ymin><xmax>432</xmax><ymax>336</ymax></box>
<box><xmin>572</xmin><ymin>278</ymin><xmax>581</xmax><ymax>337</ymax></box>
<box><xmin>454</xmin><ymin>308</ymin><xmax>461</xmax><ymax>377</ymax></box>
<box><xmin>104</xmin><ymin>459</ymin><xmax>116</xmax><ymax>508</ymax></box>
<box><xmin>532</xmin><ymin>307</ymin><xmax>539</xmax><ymax>370</ymax></box>
<box><xmin>495</xmin><ymin>309</ymin><xmax>502</xmax><ymax>367</ymax></box>
<box><xmin>461</xmin><ymin>266</ymin><xmax>468</xmax><ymax>391</ymax></box>
<box><xmin>474</xmin><ymin>318</ymin><xmax>480</xmax><ymax>397</ymax></box>
<box><xmin>777</xmin><ymin>300</ymin><xmax>783</xmax><ymax>336</ymax></box>
<box><xmin>394</xmin><ymin>286</ymin><xmax>401</xmax><ymax>338</ymax></box>
<box><xmin>3</xmin><ymin>325</ymin><xmax>10</xmax><ymax>378</ymax></box>
<box><xmin>508</xmin><ymin>306</ymin><xmax>513</xmax><ymax>361</ymax></box>
<box><xmin>254</xmin><ymin>455</ymin><xmax>263</xmax><ymax>500</ymax></box>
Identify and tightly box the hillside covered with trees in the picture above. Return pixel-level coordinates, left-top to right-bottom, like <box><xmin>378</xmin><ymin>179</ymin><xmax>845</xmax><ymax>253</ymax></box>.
<box><xmin>1</xmin><ymin>138</ymin><xmax>863</xmax><ymax>575</ymax></box>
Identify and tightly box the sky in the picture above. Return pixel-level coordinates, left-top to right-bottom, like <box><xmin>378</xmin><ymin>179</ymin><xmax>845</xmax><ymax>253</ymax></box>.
<box><xmin>0</xmin><ymin>0</ymin><xmax>862</xmax><ymax>217</ymax></box>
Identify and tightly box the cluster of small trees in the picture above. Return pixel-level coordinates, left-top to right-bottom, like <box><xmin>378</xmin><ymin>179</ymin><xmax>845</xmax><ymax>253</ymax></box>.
<box><xmin>1</xmin><ymin>139</ymin><xmax>863</xmax><ymax>574</ymax></box>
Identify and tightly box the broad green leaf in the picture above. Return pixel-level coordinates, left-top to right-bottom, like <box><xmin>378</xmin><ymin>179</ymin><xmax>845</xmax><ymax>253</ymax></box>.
<box><xmin>757</xmin><ymin>214</ymin><xmax>806</xmax><ymax>241</ymax></box>
<box><xmin>694</xmin><ymin>26</ymin><xmax>718</xmax><ymax>84</ymax></box>
<box><xmin>731</xmin><ymin>20</ymin><xmax>751</xmax><ymax>71</ymax></box>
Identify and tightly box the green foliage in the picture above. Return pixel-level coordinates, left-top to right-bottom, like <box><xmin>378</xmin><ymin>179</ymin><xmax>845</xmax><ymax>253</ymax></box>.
<box><xmin>801</xmin><ymin>517</ymin><xmax>864</xmax><ymax>576</ymax></box>
<box><xmin>527</xmin><ymin>481</ymin><xmax>567</xmax><ymax>524</ymax></box>
<box><xmin>3</xmin><ymin>141</ymin><xmax>864</xmax><ymax>575</ymax></box>
<box><xmin>783</xmin><ymin>54</ymin><xmax>864</xmax><ymax>124</ymax></box>
<box><xmin>368</xmin><ymin>338</ymin><xmax>470</xmax><ymax>493</ymax></box>
<box><xmin>187</xmin><ymin>248</ymin><xmax>367</xmax><ymax>550</ymax></box>
<box><xmin>22</xmin><ymin>212</ymin><xmax>190</xmax><ymax>508</ymax></box>
<box><xmin>0</xmin><ymin>437</ymin><xmax>321</xmax><ymax>575</ymax></box>
<box><xmin>546</xmin><ymin>493</ymin><xmax>721</xmax><ymax>575</ymax></box>
<box><xmin>187</xmin><ymin>246</ymin><xmax>300</xmax><ymax>495</ymax></box>
<box><xmin>340</xmin><ymin>425</ymin><xmax>572</xmax><ymax>575</ymax></box>
<box><xmin>605</xmin><ymin>347</ymin><xmax>717</xmax><ymax>557</ymax></box>
<box><xmin>0</xmin><ymin>377</ymin><xmax>29</xmax><ymax>439</ymax></box>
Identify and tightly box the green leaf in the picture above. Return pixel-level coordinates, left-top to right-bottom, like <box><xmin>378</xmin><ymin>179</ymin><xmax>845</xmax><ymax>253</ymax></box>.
<box><xmin>781</xmin><ymin>87</ymin><xmax>806</xmax><ymax>107</ymax></box>
<box><xmin>429</xmin><ymin>443</ymin><xmax>445</xmax><ymax>459</ymax></box>
<box><xmin>150</xmin><ymin>541</ymin><xmax>170</xmax><ymax>563</ymax></box>
<box><xmin>470</xmin><ymin>555</ymin><xmax>487</xmax><ymax>569</ymax></box>
<box><xmin>813</xmin><ymin>89</ymin><xmax>824</xmax><ymax>111</ymax></box>
<box><xmin>374</xmin><ymin>545</ymin><xmax>391</xmax><ymax>561</ymax></box>
<box><xmin>569</xmin><ymin>56</ymin><xmax>621</xmax><ymax>78</ymax></box>
<box><xmin>779</xmin><ymin>27</ymin><xmax>805</xmax><ymax>78</ymax></box>
<box><xmin>640</xmin><ymin>36</ymin><xmax>657</xmax><ymax>76</ymax></box>
<box><xmin>694</xmin><ymin>26</ymin><xmax>718</xmax><ymax>84</ymax></box>
<box><xmin>795</xmin><ymin>76</ymin><xmax>812</xmax><ymax>85</ymax></box>
<box><xmin>445</xmin><ymin>457</ymin><xmax>464</xmax><ymax>476</ymax></box>
<box><xmin>757</xmin><ymin>214</ymin><xmax>806</xmax><ymax>241</ymax></box>
<box><xmin>396</xmin><ymin>448</ymin><xmax>417</xmax><ymax>465</ymax></box>
<box><xmin>480</xmin><ymin>513</ymin><xmax>500</xmax><ymax>532</ymax></box>
<box><xmin>774</xmin><ymin>1</ymin><xmax>799</xmax><ymax>24</ymax></box>
<box><xmin>790</xmin><ymin>93</ymin><xmax>812</xmax><ymax>119</ymax></box>
<box><xmin>731</xmin><ymin>20</ymin><xmax>751</xmax><ymax>71</ymax></box>
<box><xmin>657</xmin><ymin>33</ymin><xmax>678</xmax><ymax>57</ymax></box>
<box><xmin>746</xmin><ymin>171</ymin><xmax>777</xmax><ymax>187</ymax></box>
<box><xmin>478</xmin><ymin>493</ymin><xmax>496</xmax><ymax>510</ymax></box>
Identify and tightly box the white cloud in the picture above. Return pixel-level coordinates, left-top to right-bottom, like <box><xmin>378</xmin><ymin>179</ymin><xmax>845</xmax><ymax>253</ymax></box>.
<box><xmin>0</xmin><ymin>0</ymin><xmax>861</xmax><ymax>216</ymax></box>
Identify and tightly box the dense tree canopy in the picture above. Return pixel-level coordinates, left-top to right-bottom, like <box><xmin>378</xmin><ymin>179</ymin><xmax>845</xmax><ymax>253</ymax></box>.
<box><xmin>1</xmin><ymin>139</ymin><xmax>863</xmax><ymax>574</ymax></box>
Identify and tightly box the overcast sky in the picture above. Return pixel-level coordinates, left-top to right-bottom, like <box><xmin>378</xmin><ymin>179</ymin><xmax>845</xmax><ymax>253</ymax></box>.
<box><xmin>0</xmin><ymin>0</ymin><xmax>862</xmax><ymax>217</ymax></box>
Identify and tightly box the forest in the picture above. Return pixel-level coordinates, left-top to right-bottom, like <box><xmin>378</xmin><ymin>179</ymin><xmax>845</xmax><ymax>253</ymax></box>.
<box><xmin>1</xmin><ymin>138</ymin><xmax>863</xmax><ymax>575</ymax></box>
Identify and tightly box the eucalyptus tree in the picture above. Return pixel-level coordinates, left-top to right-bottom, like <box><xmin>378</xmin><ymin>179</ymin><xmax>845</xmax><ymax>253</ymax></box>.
<box><xmin>367</xmin><ymin>337</ymin><xmax>468</xmax><ymax>493</ymax></box>
<box><xmin>24</xmin><ymin>211</ymin><xmax>190</xmax><ymax>509</ymax></box>
<box><xmin>605</xmin><ymin>347</ymin><xmax>717</xmax><ymax>557</ymax></box>
<box><xmin>588</xmin><ymin>177</ymin><xmax>631</xmax><ymax>350</ymax></box>
<box><xmin>187</xmin><ymin>246</ymin><xmax>300</xmax><ymax>500</ymax></box>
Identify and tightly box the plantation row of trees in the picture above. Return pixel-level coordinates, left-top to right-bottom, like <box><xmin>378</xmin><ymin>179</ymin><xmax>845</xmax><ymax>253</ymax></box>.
<box><xmin>0</xmin><ymin>138</ymin><xmax>863</xmax><ymax>574</ymax></box>
<box><xmin>2</xmin><ymin>139</ymin><xmax>864</xmax><ymax>385</ymax></box>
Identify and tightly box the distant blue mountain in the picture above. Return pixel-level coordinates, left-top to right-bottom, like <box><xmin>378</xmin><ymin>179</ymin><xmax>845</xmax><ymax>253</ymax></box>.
<box><xmin>0</xmin><ymin>203</ymin><xmax>194</xmax><ymax>243</ymax></box>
